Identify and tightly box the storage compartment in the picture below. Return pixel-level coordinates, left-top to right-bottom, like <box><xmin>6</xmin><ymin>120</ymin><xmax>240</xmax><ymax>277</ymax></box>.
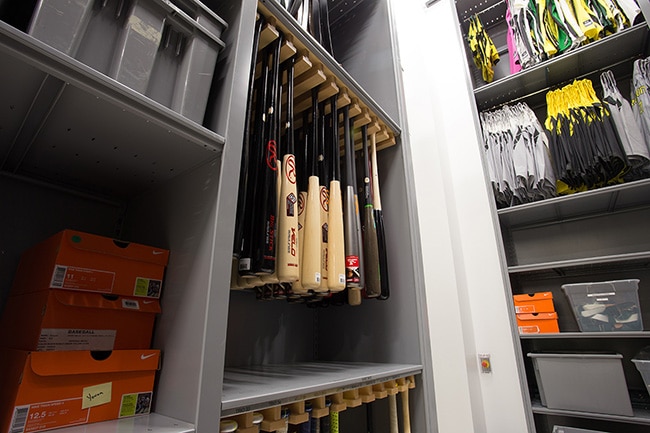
<box><xmin>528</xmin><ymin>352</ymin><xmax>634</xmax><ymax>416</ymax></box>
<box><xmin>0</xmin><ymin>0</ymin><xmax>432</xmax><ymax>430</ymax></box>
<box><xmin>24</xmin><ymin>0</ymin><xmax>226</xmax><ymax>123</ymax></box>
<box><xmin>562</xmin><ymin>279</ymin><xmax>643</xmax><ymax>332</ymax></box>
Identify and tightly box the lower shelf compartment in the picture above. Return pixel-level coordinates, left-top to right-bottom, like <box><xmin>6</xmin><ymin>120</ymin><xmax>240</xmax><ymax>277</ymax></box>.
<box><xmin>43</xmin><ymin>413</ymin><xmax>195</xmax><ymax>433</ymax></box>
<box><xmin>221</xmin><ymin>362</ymin><xmax>422</xmax><ymax>416</ymax></box>
<box><xmin>532</xmin><ymin>398</ymin><xmax>650</xmax><ymax>425</ymax></box>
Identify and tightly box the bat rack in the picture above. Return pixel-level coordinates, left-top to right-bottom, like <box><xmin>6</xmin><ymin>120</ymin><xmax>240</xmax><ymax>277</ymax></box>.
<box><xmin>256</xmin><ymin>1</ymin><xmax>398</xmax><ymax>152</ymax></box>
<box><xmin>220</xmin><ymin>374</ymin><xmax>416</xmax><ymax>432</ymax></box>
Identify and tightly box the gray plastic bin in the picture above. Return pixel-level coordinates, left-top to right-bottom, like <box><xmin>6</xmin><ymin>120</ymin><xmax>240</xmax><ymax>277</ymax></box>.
<box><xmin>26</xmin><ymin>0</ymin><xmax>226</xmax><ymax>123</ymax></box>
<box><xmin>27</xmin><ymin>0</ymin><xmax>94</xmax><ymax>55</ymax></box>
<box><xmin>528</xmin><ymin>352</ymin><xmax>634</xmax><ymax>416</ymax></box>
<box><xmin>552</xmin><ymin>427</ymin><xmax>609</xmax><ymax>433</ymax></box>
<box><xmin>146</xmin><ymin>0</ymin><xmax>226</xmax><ymax>123</ymax></box>
<box><xmin>562</xmin><ymin>279</ymin><xmax>643</xmax><ymax>332</ymax></box>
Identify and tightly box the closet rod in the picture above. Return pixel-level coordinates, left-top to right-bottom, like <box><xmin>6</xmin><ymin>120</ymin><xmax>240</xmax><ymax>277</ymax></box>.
<box><xmin>479</xmin><ymin>54</ymin><xmax>642</xmax><ymax>112</ymax></box>
<box><xmin>461</xmin><ymin>0</ymin><xmax>506</xmax><ymax>23</ymax></box>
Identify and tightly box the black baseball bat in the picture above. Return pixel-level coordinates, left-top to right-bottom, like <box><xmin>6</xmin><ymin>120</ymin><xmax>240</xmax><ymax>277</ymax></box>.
<box><xmin>233</xmin><ymin>15</ymin><xmax>264</xmax><ymax>285</ymax></box>
<box><xmin>370</xmin><ymin>133</ymin><xmax>390</xmax><ymax>300</ymax></box>
<box><xmin>361</xmin><ymin>125</ymin><xmax>380</xmax><ymax>297</ymax></box>
<box><xmin>239</xmin><ymin>40</ymin><xmax>272</xmax><ymax>277</ymax></box>
<box><xmin>252</xmin><ymin>35</ymin><xmax>283</xmax><ymax>275</ymax></box>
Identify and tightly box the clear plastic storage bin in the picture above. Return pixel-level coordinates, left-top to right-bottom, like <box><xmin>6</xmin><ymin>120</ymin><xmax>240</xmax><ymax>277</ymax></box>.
<box><xmin>562</xmin><ymin>279</ymin><xmax>643</xmax><ymax>332</ymax></box>
<box><xmin>528</xmin><ymin>352</ymin><xmax>634</xmax><ymax>416</ymax></box>
<box><xmin>632</xmin><ymin>346</ymin><xmax>650</xmax><ymax>397</ymax></box>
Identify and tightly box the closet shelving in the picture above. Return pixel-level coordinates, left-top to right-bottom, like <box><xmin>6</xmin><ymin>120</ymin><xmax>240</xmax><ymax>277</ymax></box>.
<box><xmin>456</xmin><ymin>0</ymin><xmax>650</xmax><ymax>430</ymax></box>
<box><xmin>220</xmin><ymin>0</ymin><xmax>426</xmax><ymax>427</ymax></box>
<box><xmin>0</xmin><ymin>0</ymin><xmax>431</xmax><ymax>432</ymax></box>
<box><xmin>0</xmin><ymin>20</ymin><xmax>224</xmax><ymax>197</ymax></box>
<box><xmin>475</xmin><ymin>22</ymin><xmax>650</xmax><ymax>110</ymax></box>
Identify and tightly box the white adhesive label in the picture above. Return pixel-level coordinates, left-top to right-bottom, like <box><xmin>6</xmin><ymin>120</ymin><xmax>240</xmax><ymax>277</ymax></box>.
<box><xmin>37</xmin><ymin>329</ymin><xmax>116</xmax><ymax>351</ymax></box>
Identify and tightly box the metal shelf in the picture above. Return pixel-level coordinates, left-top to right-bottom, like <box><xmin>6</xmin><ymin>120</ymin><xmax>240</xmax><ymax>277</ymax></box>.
<box><xmin>521</xmin><ymin>332</ymin><xmax>650</xmax><ymax>339</ymax></box>
<box><xmin>508</xmin><ymin>251</ymin><xmax>650</xmax><ymax>274</ymax></box>
<box><xmin>221</xmin><ymin>362</ymin><xmax>422</xmax><ymax>416</ymax></box>
<box><xmin>531</xmin><ymin>399</ymin><xmax>650</xmax><ymax>425</ymax></box>
<box><xmin>498</xmin><ymin>178</ymin><xmax>650</xmax><ymax>230</ymax></box>
<box><xmin>48</xmin><ymin>413</ymin><xmax>195</xmax><ymax>433</ymax></box>
<box><xmin>0</xmin><ymin>20</ymin><xmax>225</xmax><ymax>199</ymax></box>
<box><xmin>474</xmin><ymin>23</ymin><xmax>650</xmax><ymax>110</ymax></box>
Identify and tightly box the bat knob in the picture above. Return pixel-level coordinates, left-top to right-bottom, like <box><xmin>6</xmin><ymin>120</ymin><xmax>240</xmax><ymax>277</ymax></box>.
<box><xmin>348</xmin><ymin>288</ymin><xmax>362</xmax><ymax>306</ymax></box>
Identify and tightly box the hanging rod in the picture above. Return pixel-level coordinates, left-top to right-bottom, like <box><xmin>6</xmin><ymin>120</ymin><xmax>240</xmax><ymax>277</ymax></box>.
<box><xmin>478</xmin><ymin>53</ymin><xmax>642</xmax><ymax>112</ymax></box>
<box><xmin>461</xmin><ymin>0</ymin><xmax>506</xmax><ymax>22</ymax></box>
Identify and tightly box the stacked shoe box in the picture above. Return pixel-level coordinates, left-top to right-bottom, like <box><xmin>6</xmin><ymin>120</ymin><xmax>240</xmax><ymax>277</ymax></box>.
<box><xmin>514</xmin><ymin>292</ymin><xmax>560</xmax><ymax>334</ymax></box>
<box><xmin>0</xmin><ymin>229</ymin><xmax>169</xmax><ymax>433</ymax></box>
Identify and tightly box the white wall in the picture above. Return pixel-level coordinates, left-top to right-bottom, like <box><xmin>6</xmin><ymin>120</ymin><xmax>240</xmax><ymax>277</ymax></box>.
<box><xmin>391</xmin><ymin>1</ymin><xmax>531</xmax><ymax>432</ymax></box>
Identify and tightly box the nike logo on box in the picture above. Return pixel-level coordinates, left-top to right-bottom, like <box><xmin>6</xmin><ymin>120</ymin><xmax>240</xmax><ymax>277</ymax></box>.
<box><xmin>142</xmin><ymin>300</ymin><xmax>155</xmax><ymax>304</ymax></box>
<box><xmin>140</xmin><ymin>353</ymin><xmax>157</xmax><ymax>360</ymax></box>
<box><xmin>152</xmin><ymin>251</ymin><xmax>165</xmax><ymax>255</ymax></box>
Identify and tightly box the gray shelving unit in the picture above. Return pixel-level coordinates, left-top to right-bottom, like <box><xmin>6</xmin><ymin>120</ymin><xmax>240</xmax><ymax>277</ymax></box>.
<box><xmin>453</xmin><ymin>0</ymin><xmax>650</xmax><ymax>430</ymax></box>
<box><xmin>0</xmin><ymin>0</ymin><xmax>433</xmax><ymax>432</ymax></box>
<box><xmin>221</xmin><ymin>362</ymin><xmax>422</xmax><ymax>416</ymax></box>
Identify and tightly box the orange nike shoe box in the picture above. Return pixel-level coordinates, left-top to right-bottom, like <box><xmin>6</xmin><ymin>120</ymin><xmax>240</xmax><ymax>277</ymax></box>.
<box><xmin>0</xmin><ymin>349</ymin><xmax>160</xmax><ymax>433</ymax></box>
<box><xmin>517</xmin><ymin>312</ymin><xmax>560</xmax><ymax>334</ymax></box>
<box><xmin>513</xmin><ymin>292</ymin><xmax>556</xmax><ymax>314</ymax></box>
<box><xmin>11</xmin><ymin>230</ymin><xmax>169</xmax><ymax>298</ymax></box>
<box><xmin>0</xmin><ymin>289</ymin><xmax>160</xmax><ymax>351</ymax></box>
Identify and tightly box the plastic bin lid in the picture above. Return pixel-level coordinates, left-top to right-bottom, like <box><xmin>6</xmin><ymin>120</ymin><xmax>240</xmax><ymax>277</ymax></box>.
<box><xmin>633</xmin><ymin>346</ymin><xmax>650</xmax><ymax>361</ymax></box>
<box><xmin>527</xmin><ymin>352</ymin><xmax>623</xmax><ymax>360</ymax></box>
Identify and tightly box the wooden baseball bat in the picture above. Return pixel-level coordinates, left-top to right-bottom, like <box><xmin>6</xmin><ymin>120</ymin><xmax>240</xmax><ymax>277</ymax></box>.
<box><xmin>401</xmin><ymin>381</ymin><xmax>411</xmax><ymax>433</ymax></box>
<box><xmin>301</xmin><ymin>87</ymin><xmax>323</xmax><ymax>289</ymax></box>
<box><xmin>327</xmin><ymin>96</ymin><xmax>345</xmax><ymax>292</ymax></box>
<box><xmin>277</xmin><ymin>56</ymin><xmax>300</xmax><ymax>282</ymax></box>
<box><xmin>361</xmin><ymin>125</ymin><xmax>380</xmax><ymax>298</ymax></box>
<box><xmin>233</xmin><ymin>15</ymin><xmax>264</xmax><ymax>284</ymax></box>
<box><xmin>370</xmin><ymin>133</ymin><xmax>390</xmax><ymax>300</ymax></box>
<box><xmin>342</xmin><ymin>106</ymin><xmax>362</xmax><ymax>305</ymax></box>
<box><xmin>252</xmin><ymin>35</ymin><xmax>283</xmax><ymax>275</ymax></box>
<box><xmin>389</xmin><ymin>392</ymin><xmax>398</xmax><ymax>433</ymax></box>
<box><xmin>316</xmin><ymin>100</ymin><xmax>329</xmax><ymax>293</ymax></box>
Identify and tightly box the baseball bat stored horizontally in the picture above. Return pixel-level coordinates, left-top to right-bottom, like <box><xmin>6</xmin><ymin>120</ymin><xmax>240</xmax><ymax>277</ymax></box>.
<box><xmin>277</xmin><ymin>56</ymin><xmax>300</xmax><ymax>282</ymax></box>
<box><xmin>361</xmin><ymin>125</ymin><xmax>380</xmax><ymax>298</ymax></box>
<box><xmin>317</xmin><ymin>100</ymin><xmax>329</xmax><ymax>293</ymax></box>
<box><xmin>342</xmin><ymin>105</ymin><xmax>362</xmax><ymax>305</ymax></box>
<box><xmin>327</xmin><ymin>96</ymin><xmax>345</xmax><ymax>292</ymax></box>
<box><xmin>370</xmin><ymin>133</ymin><xmax>390</xmax><ymax>300</ymax></box>
<box><xmin>251</xmin><ymin>35</ymin><xmax>283</xmax><ymax>275</ymax></box>
<box><xmin>301</xmin><ymin>87</ymin><xmax>323</xmax><ymax>289</ymax></box>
